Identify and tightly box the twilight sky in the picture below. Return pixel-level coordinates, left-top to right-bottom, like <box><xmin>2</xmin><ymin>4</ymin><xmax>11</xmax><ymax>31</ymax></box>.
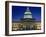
<box><xmin>12</xmin><ymin>6</ymin><xmax>41</xmax><ymax>21</ymax></box>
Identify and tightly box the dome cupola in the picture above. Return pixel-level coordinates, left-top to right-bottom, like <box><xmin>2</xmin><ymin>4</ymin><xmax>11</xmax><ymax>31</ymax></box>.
<box><xmin>24</xmin><ymin>7</ymin><xmax>32</xmax><ymax>18</ymax></box>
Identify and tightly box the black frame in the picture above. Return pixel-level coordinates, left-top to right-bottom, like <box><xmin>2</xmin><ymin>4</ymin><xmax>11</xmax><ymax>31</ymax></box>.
<box><xmin>5</xmin><ymin>1</ymin><xmax>45</xmax><ymax>36</ymax></box>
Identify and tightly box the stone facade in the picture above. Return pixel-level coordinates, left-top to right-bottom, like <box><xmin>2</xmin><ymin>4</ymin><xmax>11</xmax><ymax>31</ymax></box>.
<box><xmin>12</xmin><ymin>21</ymin><xmax>41</xmax><ymax>31</ymax></box>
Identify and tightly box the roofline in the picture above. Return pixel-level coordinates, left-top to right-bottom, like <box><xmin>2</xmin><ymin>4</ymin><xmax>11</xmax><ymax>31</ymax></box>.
<box><xmin>12</xmin><ymin>21</ymin><xmax>41</xmax><ymax>23</ymax></box>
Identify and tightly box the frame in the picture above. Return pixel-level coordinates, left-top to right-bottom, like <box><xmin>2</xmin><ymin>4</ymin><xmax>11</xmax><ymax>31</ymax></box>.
<box><xmin>5</xmin><ymin>1</ymin><xmax>45</xmax><ymax>36</ymax></box>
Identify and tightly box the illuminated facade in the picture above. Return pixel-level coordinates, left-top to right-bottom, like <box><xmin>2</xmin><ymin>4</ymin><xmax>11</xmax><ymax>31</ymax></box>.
<box><xmin>12</xmin><ymin>7</ymin><xmax>41</xmax><ymax>31</ymax></box>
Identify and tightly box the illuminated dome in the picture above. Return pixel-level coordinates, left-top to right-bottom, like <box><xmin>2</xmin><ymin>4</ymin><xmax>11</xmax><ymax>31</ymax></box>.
<box><xmin>24</xmin><ymin>12</ymin><xmax>32</xmax><ymax>14</ymax></box>
<box><xmin>24</xmin><ymin>7</ymin><xmax>32</xmax><ymax>18</ymax></box>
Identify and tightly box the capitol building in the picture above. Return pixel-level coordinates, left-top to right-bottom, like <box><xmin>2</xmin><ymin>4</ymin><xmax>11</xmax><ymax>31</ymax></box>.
<box><xmin>12</xmin><ymin>7</ymin><xmax>41</xmax><ymax>31</ymax></box>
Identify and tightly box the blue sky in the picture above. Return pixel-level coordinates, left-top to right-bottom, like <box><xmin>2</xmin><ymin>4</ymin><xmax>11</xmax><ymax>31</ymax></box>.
<box><xmin>12</xmin><ymin>6</ymin><xmax>41</xmax><ymax>21</ymax></box>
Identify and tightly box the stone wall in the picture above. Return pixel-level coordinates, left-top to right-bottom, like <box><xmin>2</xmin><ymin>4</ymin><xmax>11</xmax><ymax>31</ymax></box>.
<box><xmin>12</xmin><ymin>21</ymin><xmax>41</xmax><ymax>31</ymax></box>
